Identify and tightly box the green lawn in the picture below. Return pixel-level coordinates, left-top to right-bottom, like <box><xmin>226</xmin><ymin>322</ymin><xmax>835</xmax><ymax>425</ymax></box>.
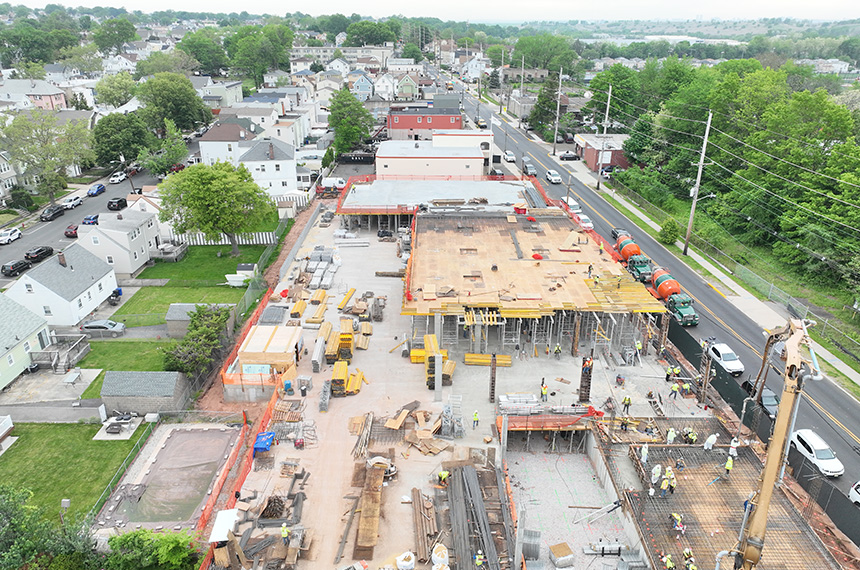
<box><xmin>0</xmin><ymin>423</ymin><xmax>144</xmax><ymax>519</ymax></box>
<box><xmin>111</xmin><ymin>286</ymin><xmax>244</xmax><ymax>327</ymax></box>
<box><xmin>79</xmin><ymin>340</ymin><xmax>174</xmax><ymax>398</ymax></box>
<box><xmin>137</xmin><ymin>245</ymin><xmax>267</xmax><ymax>281</ymax></box>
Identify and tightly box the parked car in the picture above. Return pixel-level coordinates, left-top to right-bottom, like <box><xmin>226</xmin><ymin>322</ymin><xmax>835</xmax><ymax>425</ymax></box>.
<box><xmin>475</xmin><ymin>118</ymin><xmax>488</xmax><ymax>129</ymax></box>
<box><xmin>610</xmin><ymin>228</ymin><xmax>629</xmax><ymax>241</ymax></box>
<box><xmin>109</xmin><ymin>172</ymin><xmax>127</xmax><ymax>184</ymax></box>
<box><xmin>61</xmin><ymin>196</ymin><xmax>82</xmax><ymax>209</ymax></box>
<box><xmin>81</xmin><ymin>214</ymin><xmax>99</xmax><ymax>225</ymax></box>
<box><xmin>741</xmin><ymin>380</ymin><xmax>780</xmax><ymax>418</ymax></box>
<box><xmin>790</xmin><ymin>429</ymin><xmax>844</xmax><ymax>477</ymax></box>
<box><xmin>124</xmin><ymin>163</ymin><xmax>140</xmax><ymax>176</ymax></box>
<box><xmin>169</xmin><ymin>163</ymin><xmax>186</xmax><ymax>173</ymax></box>
<box><xmin>850</xmin><ymin>481</ymin><xmax>860</xmax><ymax>506</ymax></box>
<box><xmin>503</xmin><ymin>150</ymin><xmax>516</xmax><ymax>163</ymax></box>
<box><xmin>708</xmin><ymin>342</ymin><xmax>745</xmax><ymax>377</ymax></box>
<box><xmin>87</xmin><ymin>184</ymin><xmax>106</xmax><ymax>196</ymax></box>
<box><xmin>40</xmin><ymin>205</ymin><xmax>65</xmax><ymax>221</ymax></box>
<box><xmin>564</xmin><ymin>197</ymin><xmax>582</xmax><ymax>213</ymax></box>
<box><xmin>24</xmin><ymin>246</ymin><xmax>53</xmax><ymax>262</ymax></box>
<box><xmin>545</xmin><ymin>169</ymin><xmax>562</xmax><ymax>184</ymax></box>
<box><xmin>488</xmin><ymin>168</ymin><xmax>505</xmax><ymax>180</ymax></box>
<box><xmin>0</xmin><ymin>227</ymin><xmax>22</xmax><ymax>244</ymax></box>
<box><xmin>600</xmin><ymin>165</ymin><xmax>617</xmax><ymax>174</ymax></box>
<box><xmin>577</xmin><ymin>214</ymin><xmax>594</xmax><ymax>230</ymax></box>
<box><xmin>555</xmin><ymin>134</ymin><xmax>565</xmax><ymax>143</ymax></box>
<box><xmin>107</xmin><ymin>197</ymin><xmax>127</xmax><ymax>211</ymax></box>
<box><xmin>80</xmin><ymin>319</ymin><xmax>126</xmax><ymax>338</ymax></box>
<box><xmin>1</xmin><ymin>259</ymin><xmax>31</xmax><ymax>277</ymax></box>
<box><xmin>564</xmin><ymin>133</ymin><xmax>575</xmax><ymax>143</ymax></box>
<box><xmin>559</xmin><ymin>150</ymin><xmax>579</xmax><ymax>161</ymax></box>
<box><xmin>64</xmin><ymin>224</ymin><xmax>79</xmax><ymax>238</ymax></box>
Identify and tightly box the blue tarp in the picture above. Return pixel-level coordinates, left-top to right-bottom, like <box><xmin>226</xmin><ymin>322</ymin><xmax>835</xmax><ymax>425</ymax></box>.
<box><xmin>253</xmin><ymin>431</ymin><xmax>275</xmax><ymax>457</ymax></box>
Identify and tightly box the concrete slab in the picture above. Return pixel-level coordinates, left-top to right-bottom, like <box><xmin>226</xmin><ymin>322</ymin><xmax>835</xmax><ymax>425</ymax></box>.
<box><xmin>0</xmin><ymin>368</ymin><xmax>100</xmax><ymax>404</ymax></box>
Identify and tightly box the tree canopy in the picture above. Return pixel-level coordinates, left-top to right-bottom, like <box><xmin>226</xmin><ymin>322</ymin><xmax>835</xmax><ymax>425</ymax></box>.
<box><xmin>512</xmin><ymin>34</ymin><xmax>576</xmax><ymax>72</ymax></box>
<box><xmin>157</xmin><ymin>161</ymin><xmax>275</xmax><ymax>256</ymax></box>
<box><xmin>176</xmin><ymin>30</ymin><xmax>228</xmax><ymax>75</ymax></box>
<box><xmin>95</xmin><ymin>71</ymin><xmax>136</xmax><ymax>108</ymax></box>
<box><xmin>134</xmin><ymin>50</ymin><xmax>200</xmax><ymax>79</ymax></box>
<box><xmin>92</xmin><ymin>112</ymin><xmax>153</xmax><ymax>166</ymax></box>
<box><xmin>328</xmin><ymin>87</ymin><xmax>373</xmax><ymax>155</ymax></box>
<box><xmin>136</xmin><ymin>72</ymin><xmax>211</xmax><ymax>132</ymax></box>
<box><xmin>92</xmin><ymin>18</ymin><xmax>137</xmax><ymax>55</ymax></box>
<box><xmin>401</xmin><ymin>43</ymin><xmax>423</xmax><ymax>63</ymax></box>
<box><xmin>344</xmin><ymin>21</ymin><xmax>395</xmax><ymax>46</ymax></box>
<box><xmin>137</xmin><ymin>119</ymin><xmax>188</xmax><ymax>175</ymax></box>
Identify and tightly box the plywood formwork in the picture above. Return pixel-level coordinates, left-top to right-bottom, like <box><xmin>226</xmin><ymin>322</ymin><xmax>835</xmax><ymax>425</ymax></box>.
<box><xmin>237</xmin><ymin>325</ymin><xmax>302</xmax><ymax>372</ymax></box>
<box><xmin>403</xmin><ymin>212</ymin><xmax>665</xmax><ymax>317</ymax></box>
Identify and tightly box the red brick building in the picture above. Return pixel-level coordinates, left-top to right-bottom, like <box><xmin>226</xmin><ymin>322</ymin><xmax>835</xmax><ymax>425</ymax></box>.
<box><xmin>387</xmin><ymin>107</ymin><xmax>463</xmax><ymax>140</ymax></box>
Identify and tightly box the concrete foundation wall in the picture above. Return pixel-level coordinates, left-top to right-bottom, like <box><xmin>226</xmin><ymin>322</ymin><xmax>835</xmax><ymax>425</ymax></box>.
<box><xmin>222</xmin><ymin>382</ymin><xmax>276</xmax><ymax>402</ymax></box>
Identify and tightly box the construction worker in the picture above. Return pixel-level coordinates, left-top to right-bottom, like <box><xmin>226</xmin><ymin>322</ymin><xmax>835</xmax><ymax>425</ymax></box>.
<box><xmin>665</xmin><ymin>365</ymin><xmax>673</xmax><ymax>382</ymax></box>
<box><xmin>598</xmin><ymin>242</ymin><xmax>604</xmax><ymax>255</ymax></box>
<box><xmin>620</xmin><ymin>416</ymin><xmax>629</xmax><ymax>432</ymax></box>
<box><xmin>622</xmin><ymin>395</ymin><xmax>632</xmax><ymax>414</ymax></box>
<box><xmin>664</xmin><ymin>466</ymin><xmax>674</xmax><ymax>480</ymax></box>
<box><xmin>703</xmin><ymin>433</ymin><xmax>718</xmax><ymax>450</ymax></box>
<box><xmin>729</xmin><ymin>437</ymin><xmax>740</xmax><ymax>458</ymax></box>
<box><xmin>669</xmin><ymin>476</ymin><xmax>677</xmax><ymax>495</ymax></box>
<box><xmin>660</xmin><ymin>477</ymin><xmax>670</xmax><ymax>498</ymax></box>
<box><xmin>582</xmin><ymin>357</ymin><xmax>593</xmax><ymax>374</ymax></box>
<box><xmin>682</xmin><ymin>381</ymin><xmax>691</xmax><ymax>395</ymax></box>
<box><xmin>641</xmin><ymin>443</ymin><xmax>649</xmax><ymax>465</ymax></box>
<box><xmin>682</xmin><ymin>548</ymin><xmax>693</xmax><ymax>563</ymax></box>
<box><xmin>281</xmin><ymin>523</ymin><xmax>291</xmax><ymax>545</ymax></box>
<box><xmin>685</xmin><ymin>562</ymin><xmax>697</xmax><ymax>570</ymax></box>
<box><xmin>670</xmin><ymin>512</ymin><xmax>684</xmax><ymax>533</ymax></box>
<box><xmin>554</xmin><ymin>343</ymin><xmax>562</xmax><ymax>360</ymax></box>
<box><xmin>662</xmin><ymin>553</ymin><xmax>676</xmax><ymax>569</ymax></box>
<box><xmin>438</xmin><ymin>470</ymin><xmax>450</xmax><ymax>486</ymax></box>
<box><xmin>675</xmin><ymin>457</ymin><xmax>686</xmax><ymax>472</ymax></box>
<box><xmin>650</xmin><ymin>464</ymin><xmax>662</xmax><ymax>485</ymax></box>
<box><xmin>670</xmin><ymin>383</ymin><xmax>680</xmax><ymax>399</ymax></box>
<box><xmin>541</xmin><ymin>382</ymin><xmax>548</xmax><ymax>402</ymax></box>
<box><xmin>673</xmin><ymin>365</ymin><xmax>681</xmax><ymax>378</ymax></box>
<box><xmin>687</xmin><ymin>431</ymin><xmax>698</xmax><ymax>445</ymax></box>
<box><xmin>474</xmin><ymin>550</ymin><xmax>486</xmax><ymax>567</ymax></box>
<box><xmin>666</xmin><ymin>427</ymin><xmax>677</xmax><ymax>444</ymax></box>
<box><xmin>473</xmin><ymin>410</ymin><xmax>479</xmax><ymax>429</ymax></box>
<box><xmin>725</xmin><ymin>456</ymin><xmax>734</xmax><ymax>478</ymax></box>
<box><xmin>635</xmin><ymin>339</ymin><xmax>643</xmax><ymax>353</ymax></box>
<box><xmin>587</xmin><ymin>264</ymin><xmax>593</xmax><ymax>278</ymax></box>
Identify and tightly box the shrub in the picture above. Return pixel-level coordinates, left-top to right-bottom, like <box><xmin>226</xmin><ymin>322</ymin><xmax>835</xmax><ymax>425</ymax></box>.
<box><xmin>658</xmin><ymin>218</ymin><xmax>682</xmax><ymax>245</ymax></box>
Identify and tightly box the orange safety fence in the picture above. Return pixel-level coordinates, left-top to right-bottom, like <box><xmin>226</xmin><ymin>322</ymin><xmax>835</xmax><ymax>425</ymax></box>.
<box><xmin>220</xmin><ymin>289</ymin><xmax>272</xmax><ymax>386</ymax></box>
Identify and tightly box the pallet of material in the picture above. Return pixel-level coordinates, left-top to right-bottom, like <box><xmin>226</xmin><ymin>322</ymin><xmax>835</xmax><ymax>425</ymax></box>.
<box><xmin>355</xmin><ymin>335</ymin><xmax>370</xmax><ymax>350</ymax></box>
<box><xmin>310</xmin><ymin>290</ymin><xmax>327</xmax><ymax>305</ymax></box>
<box><xmin>321</xmin><ymin>273</ymin><xmax>334</xmax><ymax>290</ymax></box>
<box><xmin>332</xmin><ymin>360</ymin><xmax>349</xmax><ymax>396</ymax></box>
<box><xmin>360</xmin><ymin>322</ymin><xmax>373</xmax><ymax>336</ymax></box>
<box><xmin>409</xmin><ymin>348</ymin><xmax>448</xmax><ymax>364</ymax></box>
<box><xmin>464</xmin><ymin>353</ymin><xmax>512</xmax><ymax>367</ymax></box>
<box><xmin>412</xmin><ymin>488</ymin><xmax>438</xmax><ymax>562</ymax></box>
<box><xmin>311</xmin><ymin>338</ymin><xmax>326</xmax><ymax>373</ymax></box>
<box><xmin>345</xmin><ymin>370</ymin><xmax>364</xmax><ymax>395</ymax></box>
<box><xmin>338</xmin><ymin>288</ymin><xmax>356</xmax><ymax>310</ymax></box>
<box><xmin>305</xmin><ymin>302</ymin><xmax>327</xmax><ymax>324</ymax></box>
<box><xmin>442</xmin><ymin>360</ymin><xmax>456</xmax><ymax>385</ymax></box>
<box><xmin>290</xmin><ymin>300</ymin><xmax>307</xmax><ymax>318</ymax></box>
<box><xmin>353</xmin><ymin>465</ymin><xmax>385</xmax><ymax>559</ymax></box>
<box><xmin>325</xmin><ymin>330</ymin><xmax>340</xmax><ymax>364</ymax></box>
<box><xmin>318</xmin><ymin>321</ymin><xmax>332</xmax><ymax>339</ymax></box>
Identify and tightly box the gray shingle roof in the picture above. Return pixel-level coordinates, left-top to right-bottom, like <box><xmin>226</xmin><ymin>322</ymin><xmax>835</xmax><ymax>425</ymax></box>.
<box><xmin>101</xmin><ymin>371</ymin><xmax>181</xmax><ymax>397</ymax></box>
<box><xmin>239</xmin><ymin>138</ymin><xmax>294</xmax><ymax>162</ymax></box>
<box><xmin>0</xmin><ymin>294</ymin><xmax>46</xmax><ymax>354</ymax></box>
<box><xmin>23</xmin><ymin>243</ymin><xmax>113</xmax><ymax>302</ymax></box>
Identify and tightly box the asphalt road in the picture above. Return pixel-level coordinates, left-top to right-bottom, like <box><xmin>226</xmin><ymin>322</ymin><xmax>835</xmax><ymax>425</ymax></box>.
<box><xmin>0</xmin><ymin>167</ymin><xmax>165</xmax><ymax>288</ymax></box>
<box><xmin>455</xmin><ymin>80</ymin><xmax>860</xmax><ymax>494</ymax></box>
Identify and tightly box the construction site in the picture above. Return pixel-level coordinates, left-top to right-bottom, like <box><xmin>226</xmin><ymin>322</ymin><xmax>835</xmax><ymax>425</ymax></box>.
<box><xmin>197</xmin><ymin>177</ymin><xmax>848</xmax><ymax>570</ymax></box>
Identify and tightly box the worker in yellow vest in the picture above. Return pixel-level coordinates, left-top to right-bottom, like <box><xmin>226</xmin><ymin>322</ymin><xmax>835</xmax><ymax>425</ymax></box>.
<box><xmin>724</xmin><ymin>456</ymin><xmax>734</xmax><ymax>479</ymax></box>
<box><xmin>670</xmin><ymin>383</ymin><xmax>680</xmax><ymax>400</ymax></box>
<box><xmin>475</xmin><ymin>550</ymin><xmax>486</xmax><ymax>567</ymax></box>
<box><xmin>622</xmin><ymin>395</ymin><xmax>631</xmax><ymax>414</ymax></box>
<box><xmin>281</xmin><ymin>523</ymin><xmax>291</xmax><ymax>545</ymax></box>
<box><xmin>473</xmin><ymin>410</ymin><xmax>479</xmax><ymax>429</ymax></box>
<box><xmin>541</xmin><ymin>383</ymin><xmax>548</xmax><ymax>402</ymax></box>
<box><xmin>438</xmin><ymin>470</ymin><xmax>450</xmax><ymax>486</ymax></box>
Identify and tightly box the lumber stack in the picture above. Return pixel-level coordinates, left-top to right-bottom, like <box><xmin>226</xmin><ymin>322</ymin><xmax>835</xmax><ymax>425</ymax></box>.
<box><xmin>290</xmin><ymin>299</ymin><xmax>307</xmax><ymax>318</ymax></box>
<box><xmin>442</xmin><ymin>360</ymin><xmax>456</xmax><ymax>386</ymax></box>
<box><xmin>331</xmin><ymin>361</ymin><xmax>348</xmax><ymax>397</ymax></box>
<box><xmin>412</xmin><ymin>488</ymin><xmax>438</xmax><ymax>562</ymax></box>
<box><xmin>465</xmin><ymin>353</ymin><xmax>512</xmax><ymax>367</ymax></box>
<box><xmin>338</xmin><ymin>288</ymin><xmax>356</xmax><ymax>310</ymax></box>
<box><xmin>353</xmin><ymin>465</ymin><xmax>385</xmax><ymax>559</ymax></box>
<box><xmin>410</xmin><ymin>348</ymin><xmax>448</xmax><ymax>364</ymax></box>
<box><xmin>310</xmin><ymin>289</ymin><xmax>327</xmax><ymax>305</ymax></box>
<box><xmin>305</xmin><ymin>302</ymin><xmax>326</xmax><ymax>324</ymax></box>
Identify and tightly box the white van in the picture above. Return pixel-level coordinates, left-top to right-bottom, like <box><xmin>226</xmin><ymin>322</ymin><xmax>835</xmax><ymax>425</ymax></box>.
<box><xmin>564</xmin><ymin>197</ymin><xmax>582</xmax><ymax>213</ymax></box>
<box><xmin>850</xmin><ymin>480</ymin><xmax>860</xmax><ymax>506</ymax></box>
<box><xmin>790</xmin><ymin>429</ymin><xmax>844</xmax><ymax>477</ymax></box>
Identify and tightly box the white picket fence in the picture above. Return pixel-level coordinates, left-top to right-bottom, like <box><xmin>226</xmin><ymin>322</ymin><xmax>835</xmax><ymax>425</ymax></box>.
<box><xmin>166</xmin><ymin>231</ymin><xmax>278</xmax><ymax>246</ymax></box>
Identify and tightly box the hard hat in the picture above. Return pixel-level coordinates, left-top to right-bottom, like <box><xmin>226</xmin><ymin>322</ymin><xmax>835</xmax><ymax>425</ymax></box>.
<box><xmin>282</xmin><ymin>523</ymin><xmax>286</xmax><ymax>527</ymax></box>
<box><xmin>478</xmin><ymin>550</ymin><xmax>483</xmax><ymax>554</ymax></box>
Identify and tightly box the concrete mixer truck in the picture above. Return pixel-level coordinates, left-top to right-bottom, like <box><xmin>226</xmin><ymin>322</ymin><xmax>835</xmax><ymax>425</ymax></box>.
<box><xmin>614</xmin><ymin>233</ymin><xmax>653</xmax><ymax>283</ymax></box>
<box><xmin>650</xmin><ymin>267</ymin><xmax>699</xmax><ymax>326</ymax></box>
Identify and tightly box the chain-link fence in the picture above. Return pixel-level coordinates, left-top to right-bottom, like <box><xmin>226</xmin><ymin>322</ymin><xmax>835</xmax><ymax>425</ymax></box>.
<box><xmin>89</xmin><ymin>422</ymin><xmax>155</xmax><ymax>518</ymax></box>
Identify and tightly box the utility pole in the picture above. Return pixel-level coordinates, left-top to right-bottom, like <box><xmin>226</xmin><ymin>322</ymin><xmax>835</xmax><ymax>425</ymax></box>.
<box><xmin>683</xmin><ymin>110</ymin><xmax>713</xmax><ymax>256</ymax></box>
<box><xmin>551</xmin><ymin>67</ymin><xmax>562</xmax><ymax>156</ymax></box>
<box><xmin>595</xmin><ymin>84</ymin><xmax>612</xmax><ymax>191</ymax></box>
<box><xmin>499</xmin><ymin>48</ymin><xmax>504</xmax><ymax>115</ymax></box>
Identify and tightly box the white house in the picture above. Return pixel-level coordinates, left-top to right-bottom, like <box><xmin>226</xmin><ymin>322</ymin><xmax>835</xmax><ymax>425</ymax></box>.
<box><xmin>263</xmin><ymin>69</ymin><xmax>291</xmax><ymax>87</ymax></box>
<box><xmin>238</xmin><ymin>138</ymin><xmax>300</xmax><ymax>198</ymax></box>
<box><xmin>0</xmin><ymin>151</ymin><xmax>19</xmax><ymax>202</ymax></box>
<box><xmin>326</xmin><ymin>58</ymin><xmax>350</xmax><ymax>76</ymax></box>
<box><xmin>218</xmin><ymin>106</ymin><xmax>279</xmax><ymax>128</ymax></box>
<box><xmin>199</xmin><ymin>80</ymin><xmax>243</xmax><ymax>109</ymax></box>
<box><xmin>388</xmin><ymin>58</ymin><xmax>423</xmax><ymax>74</ymax></box>
<box><xmin>374</xmin><ymin>73</ymin><xmax>398</xmax><ymax>101</ymax></box>
<box><xmin>0</xmin><ymin>294</ymin><xmax>51</xmax><ymax>390</ymax></box>
<box><xmin>460</xmin><ymin>56</ymin><xmax>490</xmax><ymax>82</ymax></box>
<box><xmin>290</xmin><ymin>57</ymin><xmax>314</xmax><ymax>73</ymax></box>
<box><xmin>77</xmin><ymin>210</ymin><xmax>160</xmax><ymax>278</ymax></box>
<box><xmin>335</xmin><ymin>32</ymin><xmax>347</xmax><ymax>46</ymax></box>
<box><xmin>126</xmin><ymin>186</ymin><xmax>174</xmax><ymax>237</ymax></box>
<box><xmin>102</xmin><ymin>53</ymin><xmax>137</xmax><ymax>75</ymax></box>
<box><xmin>199</xmin><ymin>123</ymin><xmax>257</xmax><ymax>165</ymax></box>
<box><xmin>375</xmin><ymin>140</ymin><xmax>484</xmax><ymax>179</ymax></box>
<box><xmin>5</xmin><ymin>244</ymin><xmax>117</xmax><ymax>327</ymax></box>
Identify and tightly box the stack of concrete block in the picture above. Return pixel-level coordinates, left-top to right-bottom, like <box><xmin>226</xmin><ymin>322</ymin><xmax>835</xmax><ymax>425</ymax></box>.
<box><xmin>522</xmin><ymin>529</ymin><xmax>541</xmax><ymax>560</ymax></box>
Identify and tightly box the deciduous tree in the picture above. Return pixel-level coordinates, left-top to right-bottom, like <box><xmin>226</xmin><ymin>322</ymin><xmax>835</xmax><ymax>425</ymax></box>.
<box><xmin>92</xmin><ymin>18</ymin><xmax>137</xmax><ymax>55</ymax></box>
<box><xmin>134</xmin><ymin>50</ymin><xmax>200</xmax><ymax>79</ymax></box>
<box><xmin>58</xmin><ymin>43</ymin><xmax>102</xmax><ymax>77</ymax></box>
<box><xmin>158</xmin><ymin>162</ymin><xmax>275</xmax><ymax>256</ymax></box>
<box><xmin>0</xmin><ymin>485</ymin><xmax>54</xmax><ymax>569</ymax></box>
<box><xmin>92</xmin><ymin>112</ymin><xmax>152</xmax><ymax>166</ymax></box>
<box><xmin>512</xmin><ymin>34</ymin><xmax>575</xmax><ymax>72</ymax></box>
<box><xmin>176</xmin><ymin>30</ymin><xmax>228</xmax><ymax>75</ymax></box>
<box><xmin>328</xmin><ymin>87</ymin><xmax>373</xmax><ymax>155</ymax></box>
<box><xmin>344</xmin><ymin>21</ymin><xmax>395</xmax><ymax>47</ymax></box>
<box><xmin>107</xmin><ymin>529</ymin><xmax>198</xmax><ymax>570</ymax></box>
<box><xmin>137</xmin><ymin>119</ymin><xmax>187</xmax><ymax>176</ymax></box>
<box><xmin>401</xmin><ymin>43</ymin><xmax>423</xmax><ymax>63</ymax></box>
<box><xmin>136</xmin><ymin>72</ymin><xmax>211</xmax><ymax>132</ymax></box>
<box><xmin>95</xmin><ymin>71</ymin><xmax>136</xmax><ymax>108</ymax></box>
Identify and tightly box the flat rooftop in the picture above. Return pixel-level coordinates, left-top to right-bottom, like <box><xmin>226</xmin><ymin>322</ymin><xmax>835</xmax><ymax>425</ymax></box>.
<box><xmin>376</xmin><ymin>140</ymin><xmax>483</xmax><ymax>159</ymax></box>
<box><xmin>403</xmin><ymin>211</ymin><xmax>667</xmax><ymax>316</ymax></box>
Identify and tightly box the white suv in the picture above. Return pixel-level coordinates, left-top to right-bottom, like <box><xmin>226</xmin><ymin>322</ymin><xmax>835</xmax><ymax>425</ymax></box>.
<box><xmin>545</xmin><ymin>169</ymin><xmax>562</xmax><ymax>184</ymax></box>
<box><xmin>790</xmin><ymin>429</ymin><xmax>844</xmax><ymax>477</ymax></box>
<box><xmin>850</xmin><ymin>481</ymin><xmax>860</xmax><ymax>506</ymax></box>
<box><xmin>708</xmin><ymin>342</ymin><xmax>745</xmax><ymax>377</ymax></box>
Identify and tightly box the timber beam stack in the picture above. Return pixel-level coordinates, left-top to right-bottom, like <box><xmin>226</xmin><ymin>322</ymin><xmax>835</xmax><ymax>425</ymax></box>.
<box><xmin>411</xmin><ymin>488</ymin><xmax>438</xmax><ymax>562</ymax></box>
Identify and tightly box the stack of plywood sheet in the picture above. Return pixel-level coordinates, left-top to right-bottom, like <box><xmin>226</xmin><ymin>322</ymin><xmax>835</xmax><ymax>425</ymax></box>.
<box><xmin>290</xmin><ymin>300</ymin><xmax>307</xmax><ymax>319</ymax></box>
<box><xmin>353</xmin><ymin>465</ymin><xmax>385</xmax><ymax>559</ymax></box>
<box><xmin>238</xmin><ymin>326</ymin><xmax>303</xmax><ymax>373</ymax></box>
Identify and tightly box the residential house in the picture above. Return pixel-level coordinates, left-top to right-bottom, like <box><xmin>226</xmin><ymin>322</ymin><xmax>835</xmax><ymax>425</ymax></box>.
<box><xmin>0</xmin><ymin>79</ymin><xmax>67</xmax><ymax>110</ymax></box>
<box><xmin>263</xmin><ymin>119</ymin><xmax>300</xmax><ymax>149</ymax></box>
<box><xmin>218</xmin><ymin>106</ymin><xmax>278</xmax><ymax>128</ymax></box>
<box><xmin>263</xmin><ymin>69</ymin><xmax>291</xmax><ymax>87</ymax></box>
<box><xmin>0</xmin><ymin>294</ymin><xmax>51</xmax><ymax>390</ymax></box>
<box><xmin>199</xmin><ymin>80</ymin><xmax>243</xmax><ymax>109</ymax></box>
<box><xmin>77</xmin><ymin>210</ymin><xmax>160</xmax><ymax>279</ymax></box>
<box><xmin>0</xmin><ymin>151</ymin><xmax>18</xmax><ymax>202</ymax></box>
<box><xmin>198</xmin><ymin>122</ymin><xmax>256</xmax><ymax>165</ymax></box>
<box><xmin>258</xmin><ymin>86</ymin><xmax>311</xmax><ymax>110</ymax></box>
<box><xmin>102</xmin><ymin>53</ymin><xmax>137</xmax><ymax>75</ymax></box>
<box><xmin>43</xmin><ymin>63</ymin><xmax>80</xmax><ymax>83</ymax></box>
<box><xmin>326</xmin><ymin>58</ymin><xmax>350</xmax><ymax>77</ymax></box>
<box><xmin>238</xmin><ymin>137</ymin><xmax>300</xmax><ymax>198</ymax></box>
<box><xmin>388</xmin><ymin>58</ymin><xmax>423</xmax><ymax>74</ymax></box>
<box><xmin>395</xmin><ymin>74</ymin><xmax>419</xmax><ymax>101</ymax></box>
<box><xmin>317</xmin><ymin>71</ymin><xmax>344</xmax><ymax>91</ymax></box>
<box><xmin>4</xmin><ymin>244</ymin><xmax>117</xmax><ymax>327</ymax></box>
<box><xmin>353</xmin><ymin>56</ymin><xmax>381</xmax><ymax>74</ymax></box>
<box><xmin>503</xmin><ymin>67</ymin><xmax>549</xmax><ymax>83</ymax></box>
<box><xmin>291</xmin><ymin>45</ymin><xmax>395</xmax><ymax>67</ymax></box>
<box><xmin>290</xmin><ymin>57</ymin><xmax>314</xmax><ymax>73</ymax></box>
<box><xmin>375</xmin><ymin>140</ymin><xmax>483</xmax><ymax>179</ymax></box>
<box><xmin>290</xmin><ymin>71</ymin><xmax>316</xmax><ymax>94</ymax></box>
<box><xmin>335</xmin><ymin>32</ymin><xmax>347</xmax><ymax>46</ymax></box>
<box><xmin>573</xmin><ymin>133</ymin><xmax>631</xmax><ymax>172</ymax></box>
<box><xmin>126</xmin><ymin>186</ymin><xmax>173</xmax><ymax>237</ymax></box>
<box><xmin>459</xmin><ymin>56</ymin><xmax>490</xmax><ymax>82</ymax></box>
<box><xmin>374</xmin><ymin>73</ymin><xmax>398</xmax><ymax>101</ymax></box>
<box><xmin>387</xmin><ymin>106</ymin><xmax>462</xmax><ymax>140</ymax></box>
<box><xmin>795</xmin><ymin>58</ymin><xmax>851</xmax><ymax>74</ymax></box>
<box><xmin>508</xmin><ymin>93</ymin><xmax>537</xmax><ymax>121</ymax></box>
<box><xmin>348</xmin><ymin>71</ymin><xmax>374</xmax><ymax>102</ymax></box>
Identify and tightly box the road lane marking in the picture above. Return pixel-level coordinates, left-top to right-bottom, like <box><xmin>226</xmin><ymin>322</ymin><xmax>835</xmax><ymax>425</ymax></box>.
<box><xmin>708</xmin><ymin>282</ymin><xmax>727</xmax><ymax>299</ymax></box>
